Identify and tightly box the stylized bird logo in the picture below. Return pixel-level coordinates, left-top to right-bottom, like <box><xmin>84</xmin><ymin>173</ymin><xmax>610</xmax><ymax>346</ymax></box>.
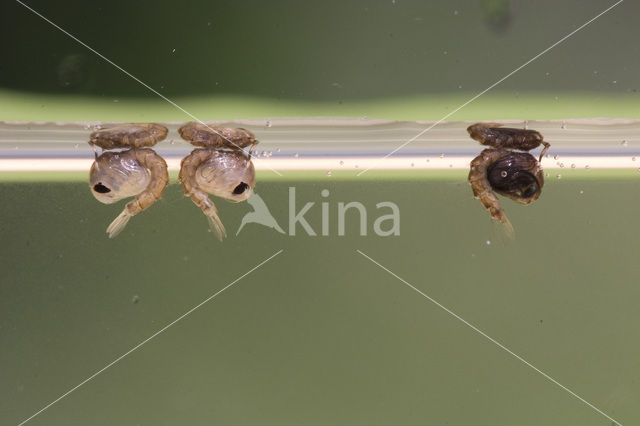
<box><xmin>236</xmin><ymin>193</ymin><xmax>285</xmax><ymax>235</ymax></box>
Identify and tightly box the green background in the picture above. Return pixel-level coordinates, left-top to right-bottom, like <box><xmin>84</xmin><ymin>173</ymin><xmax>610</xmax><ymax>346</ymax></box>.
<box><xmin>1</xmin><ymin>0</ymin><xmax>639</xmax><ymax>121</ymax></box>
<box><xmin>1</xmin><ymin>0</ymin><xmax>639</xmax><ymax>425</ymax></box>
<box><xmin>2</xmin><ymin>175</ymin><xmax>639</xmax><ymax>425</ymax></box>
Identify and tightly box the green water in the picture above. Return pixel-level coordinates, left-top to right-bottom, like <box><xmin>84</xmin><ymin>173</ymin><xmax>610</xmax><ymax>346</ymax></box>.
<box><xmin>3</xmin><ymin>0</ymin><xmax>640</xmax><ymax>424</ymax></box>
<box><xmin>1</xmin><ymin>172</ymin><xmax>638</xmax><ymax>425</ymax></box>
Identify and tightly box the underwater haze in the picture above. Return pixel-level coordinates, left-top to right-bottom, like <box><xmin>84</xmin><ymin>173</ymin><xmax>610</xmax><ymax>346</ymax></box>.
<box><xmin>1</xmin><ymin>0</ymin><xmax>639</xmax><ymax>425</ymax></box>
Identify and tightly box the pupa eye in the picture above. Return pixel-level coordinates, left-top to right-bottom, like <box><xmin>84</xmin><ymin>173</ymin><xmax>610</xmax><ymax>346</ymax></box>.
<box><xmin>93</xmin><ymin>183</ymin><xmax>111</xmax><ymax>193</ymax></box>
<box><xmin>233</xmin><ymin>182</ymin><xmax>250</xmax><ymax>195</ymax></box>
<box><xmin>522</xmin><ymin>185</ymin><xmax>538</xmax><ymax>198</ymax></box>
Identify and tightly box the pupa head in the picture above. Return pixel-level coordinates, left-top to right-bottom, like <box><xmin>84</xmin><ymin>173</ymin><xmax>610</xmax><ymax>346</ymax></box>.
<box><xmin>89</xmin><ymin>150</ymin><xmax>150</xmax><ymax>204</ymax></box>
<box><xmin>194</xmin><ymin>150</ymin><xmax>256</xmax><ymax>202</ymax></box>
<box><xmin>486</xmin><ymin>151</ymin><xmax>544</xmax><ymax>205</ymax></box>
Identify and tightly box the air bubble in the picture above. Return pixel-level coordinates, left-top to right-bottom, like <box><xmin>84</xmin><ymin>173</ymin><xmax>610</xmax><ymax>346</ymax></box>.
<box><xmin>500</xmin><ymin>170</ymin><xmax>507</xmax><ymax>177</ymax></box>
<box><xmin>326</xmin><ymin>171</ymin><xmax>332</xmax><ymax>176</ymax></box>
<box><xmin>339</xmin><ymin>160</ymin><xmax>344</xmax><ymax>166</ymax></box>
<box><xmin>266</xmin><ymin>121</ymin><xmax>272</xmax><ymax>128</ymax></box>
<box><xmin>571</xmin><ymin>164</ymin><xmax>576</xmax><ymax>169</ymax></box>
<box><xmin>294</xmin><ymin>153</ymin><xmax>299</xmax><ymax>158</ymax></box>
<box><xmin>561</xmin><ymin>121</ymin><xmax>566</xmax><ymax>129</ymax></box>
<box><xmin>440</xmin><ymin>153</ymin><xmax>445</xmax><ymax>158</ymax></box>
<box><xmin>486</xmin><ymin>240</ymin><xmax>491</xmax><ymax>245</ymax></box>
<box><xmin>622</xmin><ymin>140</ymin><xmax>628</xmax><ymax>147</ymax></box>
<box><xmin>553</xmin><ymin>155</ymin><xmax>558</xmax><ymax>160</ymax></box>
<box><xmin>556</xmin><ymin>174</ymin><xmax>562</xmax><ymax>179</ymax></box>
